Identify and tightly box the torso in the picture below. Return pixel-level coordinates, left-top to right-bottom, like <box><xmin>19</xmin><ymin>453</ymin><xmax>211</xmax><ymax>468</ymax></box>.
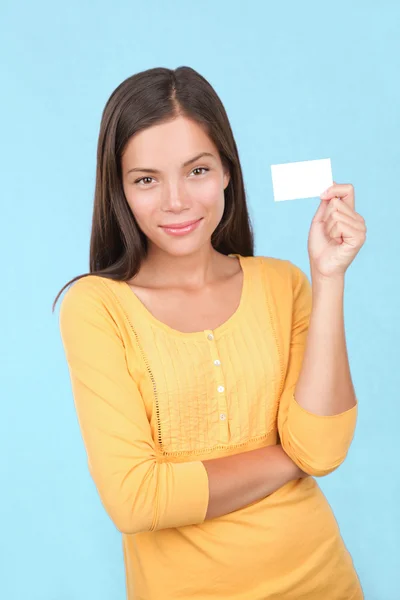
<box><xmin>126</xmin><ymin>253</ymin><xmax>243</xmax><ymax>333</ymax></box>
<box><xmin>110</xmin><ymin>255</ymin><xmax>362</xmax><ymax>599</ymax></box>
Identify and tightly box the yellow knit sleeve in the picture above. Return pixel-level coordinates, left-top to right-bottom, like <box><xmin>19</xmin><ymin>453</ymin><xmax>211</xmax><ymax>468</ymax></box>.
<box><xmin>58</xmin><ymin>277</ymin><xmax>209</xmax><ymax>534</ymax></box>
<box><xmin>277</xmin><ymin>263</ymin><xmax>358</xmax><ymax>477</ymax></box>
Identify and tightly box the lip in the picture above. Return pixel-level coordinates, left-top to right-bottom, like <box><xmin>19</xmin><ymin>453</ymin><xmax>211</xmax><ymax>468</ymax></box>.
<box><xmin>159</xmin><ymin>218</ymin><xmax>203</xmax><ymax>236</ymax></box>
<box><xmin>160</xmin><ymin>218</ymin><xmax>202</xmax><ymax>229</ymax></box>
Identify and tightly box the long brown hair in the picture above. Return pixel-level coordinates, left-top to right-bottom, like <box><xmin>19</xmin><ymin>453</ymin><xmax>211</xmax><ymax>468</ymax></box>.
<box><xmin>52</xmin><ymin>66</ymin><xmax>254</xmax><ymax>312</ymax></box>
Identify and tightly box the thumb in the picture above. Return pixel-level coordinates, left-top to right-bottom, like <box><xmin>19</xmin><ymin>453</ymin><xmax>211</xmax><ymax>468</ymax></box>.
<box><xmin>312</xmin><ymin>197</ymin><xmax>329</xmax><ymax>223</ymax></box>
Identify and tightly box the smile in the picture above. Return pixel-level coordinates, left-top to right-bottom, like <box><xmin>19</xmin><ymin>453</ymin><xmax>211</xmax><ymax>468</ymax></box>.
<box><xmin>159</xmin><ymin>218</ymin><xmax>203</xmax><ymax>236</ymax></box>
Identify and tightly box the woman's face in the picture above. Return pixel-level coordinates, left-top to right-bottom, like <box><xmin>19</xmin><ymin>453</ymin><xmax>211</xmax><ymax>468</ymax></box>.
<box><xmin>121</xmin><ymin>115</ymin><xmax>230</xmax><ymax>257</ymax></box>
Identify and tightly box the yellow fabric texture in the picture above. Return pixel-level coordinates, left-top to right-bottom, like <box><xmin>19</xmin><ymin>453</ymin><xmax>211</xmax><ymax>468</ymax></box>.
<box><xmin>59</xmin><ymin>254</ymin><xmax>363</xmax><ymax>600</ymax></box>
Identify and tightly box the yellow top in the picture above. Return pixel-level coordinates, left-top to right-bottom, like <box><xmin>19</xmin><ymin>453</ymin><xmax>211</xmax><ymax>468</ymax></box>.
<box><xmin>59</xmin><ymin>254</ymin><xmax>363</xmax><ymax>600</ymax></box>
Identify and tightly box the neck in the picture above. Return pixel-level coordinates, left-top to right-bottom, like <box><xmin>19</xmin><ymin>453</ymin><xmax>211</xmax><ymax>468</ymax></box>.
<box><xmin>141</xmin><ymin>244</ymin><xmax>222</xmax><ymax>289</ymax></box>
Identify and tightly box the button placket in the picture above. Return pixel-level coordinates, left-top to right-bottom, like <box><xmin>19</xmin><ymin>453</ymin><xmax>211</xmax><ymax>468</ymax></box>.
<box><xmin>204</xmin><ymin>330</ymin><xmax>229</xmax><ymax>442</ymax></box>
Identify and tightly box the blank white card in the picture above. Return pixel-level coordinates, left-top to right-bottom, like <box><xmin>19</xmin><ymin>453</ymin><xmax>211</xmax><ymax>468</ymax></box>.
<box><xmin>271</xmin><ymin>158</ymin><xmax>333</xmax><ymax>202</ymax></box>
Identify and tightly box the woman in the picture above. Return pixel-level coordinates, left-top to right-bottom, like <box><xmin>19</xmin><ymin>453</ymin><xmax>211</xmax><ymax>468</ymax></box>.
<box><xmin>54</xmin><ymin>66</ymin><xmax>366</xmax><ymax>599</ymax></box>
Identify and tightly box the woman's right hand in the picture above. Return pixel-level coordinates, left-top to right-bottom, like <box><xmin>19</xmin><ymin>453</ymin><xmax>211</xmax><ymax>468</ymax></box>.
<box><xmin>298</xmin><ymin>468</ymin><xmax>310</xmax><ymax>478</ymax></box>
<box><xmin>287</xmin><ymin>454</ymin><xmax>310</xmax><ymax>479</ymax></box>
<box><xmin>203</xmin><ymin>443</ymin><xmax>310</xmax><ymax>520</ymax></box>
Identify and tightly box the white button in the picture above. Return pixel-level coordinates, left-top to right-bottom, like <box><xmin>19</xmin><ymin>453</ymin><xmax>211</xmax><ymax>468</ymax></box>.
<box><xmin>220</xmin><ymin>413</ymin><xmax>227</xmax><ymax>421</ymax></box>
<box><xmin>214</xmin><ymin>359</ymin><xmax>221</xmax><ymax>366</ymax></box>
<box><xmin>207</xmin><ymin>333</ymin><xmax>214</xmax><ymax>341</ymax></box>
<box><xmin>217</xmin><ymin>385</ymin><xmax>225</xmax><ymax>393</ymax></box>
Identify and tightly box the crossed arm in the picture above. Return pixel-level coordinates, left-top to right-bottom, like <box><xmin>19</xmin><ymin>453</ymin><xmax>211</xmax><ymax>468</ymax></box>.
<box><xmin>59</xmin><ymin>268</ymin><xmax>357</xmax><ymax>534</ymax></box>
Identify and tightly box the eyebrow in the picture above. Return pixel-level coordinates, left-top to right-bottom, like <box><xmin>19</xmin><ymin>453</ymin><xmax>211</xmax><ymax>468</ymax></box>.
<box><xmin>126</xmin><ymin>152</ymin><xmax>216</xmax><ymax>175</ymax></box>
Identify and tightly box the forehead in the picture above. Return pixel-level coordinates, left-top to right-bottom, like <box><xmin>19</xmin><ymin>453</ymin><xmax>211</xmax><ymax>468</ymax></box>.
<box><xmin>122</xmin><ymin>116</ymin><xmax>218</xmax><ymax>166</ymax></box>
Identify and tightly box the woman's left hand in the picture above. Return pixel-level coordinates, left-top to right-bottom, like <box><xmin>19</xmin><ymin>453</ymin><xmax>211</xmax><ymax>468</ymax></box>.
<box><xmin>308</xmin><ymin>183</ymin><xmax>367</xmax><ymax>280</ymax></box>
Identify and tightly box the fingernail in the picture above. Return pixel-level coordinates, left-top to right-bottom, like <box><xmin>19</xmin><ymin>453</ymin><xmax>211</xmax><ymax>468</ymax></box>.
<box><xmin>320</xmin><ymin>188</ymin><xmax>330</xmax><ymax>198</ymax></box>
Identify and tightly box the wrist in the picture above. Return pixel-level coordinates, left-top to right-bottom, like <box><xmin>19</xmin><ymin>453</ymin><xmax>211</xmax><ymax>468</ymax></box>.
<box><xmin>311</xmin><ymin>270</ymin><xmax>345</xmax><ymax>288</ymax></box>
<box><xmin>311</xmin><ymin>274</ymin><xmax>345</xmax><ymax>306</ymax></box>
<box><xmin>272</xmin><ymin>445</ymin><xmax>305</xmax><ymax>481</ymax></box>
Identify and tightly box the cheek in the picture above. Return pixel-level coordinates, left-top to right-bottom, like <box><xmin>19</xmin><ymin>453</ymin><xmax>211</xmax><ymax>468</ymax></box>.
<box><xmin>194</xmin><ymin>178</ymin><xmax>225</xmax><ymax>211</ymax></box>
<box><xmin>125</xmin><ymin>191</ymin><xmax>156</xmax><ymax>231</ymax></box>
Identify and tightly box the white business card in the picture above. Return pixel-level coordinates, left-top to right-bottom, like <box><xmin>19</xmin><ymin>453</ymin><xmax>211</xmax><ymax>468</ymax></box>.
<box><xmin>271</xmin><ymin>158</ymin><xmax>333</xmax><ymax>202</ymax></box>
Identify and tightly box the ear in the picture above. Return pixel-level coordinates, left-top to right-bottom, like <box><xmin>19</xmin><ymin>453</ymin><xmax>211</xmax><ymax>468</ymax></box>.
<box><xmin>223</xmin><ymin>168</ymin><xmax>231</xmax><ymax>190</ymax></box>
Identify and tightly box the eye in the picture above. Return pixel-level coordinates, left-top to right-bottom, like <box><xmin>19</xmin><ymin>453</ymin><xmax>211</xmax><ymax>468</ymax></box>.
<box><xmin>134</xmin><ymin>176</ymin><xmax>154</xmax><ymax>186</ymax></box>
<box><xmin>192</xmin><ymin>167</ymin><xmax>209</xmax><ymax>176</ymax></box>
<box><xmin>134</xmin><ymin>167</ymin><xmax>209</xmax><ymax>186</ymax></box>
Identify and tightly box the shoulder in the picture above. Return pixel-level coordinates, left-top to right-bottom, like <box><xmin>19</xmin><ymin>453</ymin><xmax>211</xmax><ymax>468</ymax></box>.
<box><xmin>58</xmin><ymin>274</ymin><xmax>124</xmax><ymax>329</ymax></box>
<box><xmin>250</xmin><ymin>255</ymin><xmax>312</xmax><ymax>319</ymax></box>
<box><xmin>60</xmin><ymin>274</ymin><xmax>108</xmax><ymax>308</ymax></box>
<box><xmin>248</xmin><ymin>255</ymin><xmax>310</xmax><ymax>289</ymax></box>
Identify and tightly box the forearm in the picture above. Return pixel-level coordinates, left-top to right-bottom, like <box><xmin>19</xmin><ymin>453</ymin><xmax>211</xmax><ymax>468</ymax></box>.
<box><xmin>202</xmin><ymin>445</ymin><xmax>305</xmax><ymax>520</ymax></box>
<box><xmin>294</xmin><ymin>273</ymin><xmax>357</xmax><ymax>416</ymax></box>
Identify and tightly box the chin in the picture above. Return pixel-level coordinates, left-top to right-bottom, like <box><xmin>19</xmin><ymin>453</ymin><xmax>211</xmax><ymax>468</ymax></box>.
<box><xmin>147</xmin><ymin>233</ymin><xmax>210</xmax><ymax>258</ymax></box>
<box><xmin>159</xmin><ymin>241</ymin><xmax>207</xmax><ymax>257</ymax></box>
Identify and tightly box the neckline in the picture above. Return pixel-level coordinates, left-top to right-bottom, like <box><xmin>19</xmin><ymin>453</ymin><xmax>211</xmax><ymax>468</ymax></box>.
<box><xmin>118</xmin><ymin>253</ymin><xmax>250</xmax><ymax>340</ymax></box>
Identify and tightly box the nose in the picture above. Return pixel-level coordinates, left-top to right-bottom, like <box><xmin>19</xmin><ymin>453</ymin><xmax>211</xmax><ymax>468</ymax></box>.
<box><xmin>161</xmin><ymin>179</ymin><xmax>189</xmax><ymax>213</ymax></box>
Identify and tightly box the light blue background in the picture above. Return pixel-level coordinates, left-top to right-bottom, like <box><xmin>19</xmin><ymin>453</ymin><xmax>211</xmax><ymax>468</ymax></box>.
<box><xmin>1</xmin><ymin>1</ymin><xmax>398</xmax><ymax>598</ymax></box>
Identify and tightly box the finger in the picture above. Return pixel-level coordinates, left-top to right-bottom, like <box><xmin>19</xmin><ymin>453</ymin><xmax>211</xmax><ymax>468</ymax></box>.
<box><xmin>312</xmin><ymin>198</ymin><xmax>330</xmax><ymax>223</ymax></box>
<box><xmin>326</xmin><ymin>213</ymin><xmax>366</xmax><ymax>239</ymax></box>
<box><xmin>320</xmin><ymin>183</ymin><xmax>355</xmax><ymax>210</ymax></box>
<box><xmin>328</xmin><ymin>220</ymin><xmax>366</xmax><ymax>246</ymax></box>
<box><xmin>323</xmin><ymin>197</ymin><xmax>353</xmax><ymax>222</ymax></box>
<box><xmin>324</xmin><ymin>198</ymin><xmax>365</xmax><ymax>225</ymax></box>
